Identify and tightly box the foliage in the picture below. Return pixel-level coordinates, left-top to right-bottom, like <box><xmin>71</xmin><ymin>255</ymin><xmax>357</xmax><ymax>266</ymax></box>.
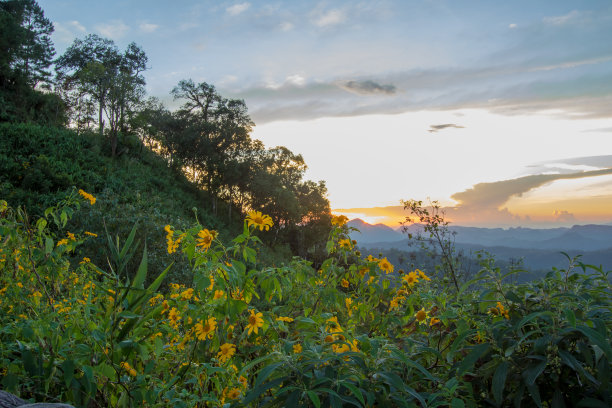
<box><xmin>56</xmin><ymin>34</ymin><xmax>148</xmax><ymax>155</ymax></box>
<box><xmin>1</xmin><ymin>197</ymin><xmax>611</xmax><ymax>407</ymax></box>
<box><xmin>0</xmin><ymin>0</ymin><xmax>66</xmax><ymax>125</ymax></box>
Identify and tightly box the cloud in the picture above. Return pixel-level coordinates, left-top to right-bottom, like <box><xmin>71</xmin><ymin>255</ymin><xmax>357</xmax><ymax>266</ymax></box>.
<box><xmin>279</xmin><ymin>22</ymin><xmax>294</xmax><ymax>31</ymax></box>
<box><xmin>95</xmin><ymin>20</ymin><xmax>130</xmax><ymax>40</ymax></box>
<box><xmin>451</xmin><ymin>168</ymin><xmax>612</xmax><ymax>211</ymax></box>
<box><xmin>583</xmin><ymin>127</ymin><xmax>612</xmax><ymax>133</ymax></box>
<box><xmin>428</xmin><ymin>123</ymin><xmax>464</xmax><ymax>133</ymax></box>
<box><xmin>543</xmin><ymin>10</ymin><xmax>581</xmax><ymax>26</ymax></box>
<box><xmin>139</xmin><ymin>23</ymin><xmax>159</xmax><ymax>33</ymax></box>
<box><xmin>53</xmin><ymin>20</ymin><xmax>86</xmax><ymax>43</ymax></box>
<box><xmin>552</xmin><ymin>210</ymin><xmax>576</xmax><ymax>222</ymax></box>
<box><xmin>339</xmin><ymin>80</ymin><xmax>396</xmax><ymax>95</ymax></box>
<box><xmin>227</xmin><ymin>2</ymin><xmax>251</xmax><ymax>16</ymax></box>
<box><xmin>312</xmin><ymin>8</ymin><xmax>346</xmax><ymax>27</ymax></box>
<box><xmin>509</xmin><ymin>23</ymin><xmax>517</xmax><ymax>29</ymax></box>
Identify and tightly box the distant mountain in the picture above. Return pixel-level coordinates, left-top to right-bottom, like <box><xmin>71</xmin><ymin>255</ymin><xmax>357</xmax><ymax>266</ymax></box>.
<box><xmin>349</xmin><ymin>219</ymin><xmax>612</xmax><ymax>252</ymax></box>
<box><xmin>347</xmin><ymin>219</ymin><xmax>403</xmax><ymax>243</ymax></box>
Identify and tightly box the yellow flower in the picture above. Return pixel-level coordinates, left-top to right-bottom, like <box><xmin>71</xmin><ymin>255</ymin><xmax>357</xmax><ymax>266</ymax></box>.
<box><xmin>67</xmin><ymin>232</ymin><xmax>76</xmax><ymax>241</ymax></box>
<box><xmin>84</xmin><ymin>231</ymin><xmax>97</xmax><ymax>237</ymax></box>
<box><xmin>213</xmin><ymin>290</ymin><xmax>225</xmax><ymax>300</ymax></box>
<box><xmin>341</xmin><ymin>278</ymin><xmax>349</xmax><ymax>288</ymax></box>
<box><xmin>180</xmin><ymin>288</ymin><xmax>194</xmax><ymax>300</ymax></box>
<box><xmin>293</xmin><ymin>343</ymin><xmax>303</xmax><ymax>354</ymax></box>
<box><xmin>350</xmin><ymin>339</ymin><xmax>359</xmax><ymax>352</ymax></box>
<box><xmin>326</xmin><ymin>316</ymin><xmax>342</xmax><ymax>333</ymax></box>
<box><xmin>416</xmin><ymin>269</ymin><xmax>431</xmax><ymax>281</ymax></box>
<box><xmin>16</xmin><ymin>282</ymin><xmax>23</xmax><ymax>288</ymax></box>
<box><xmin>496</xmin><ymin>302</ymin><xmax>510</xmax><ymax>319</ymax></box>
<box><xmin>239</xmin><ymin>375</ymin><xmax>248</xmax><ymax>388</ymax></box>
<box><xmin>207</xmin><ymin>276</ymin><xmax>215</xmax><ymax>291</ymax></box>
<box><xmin>120</xmin><ymin>361</ymin><xmax>137</xmax><ymax>377</ymax></box>
<box><xmin>245</xmin><ymin>211</ymin><xmax>274</xmax><ymax>231</ymax></box>
<box><xmin>276</xmin><ymin>316</ymin><xmax>294</xmax><ymax>322</ymax></box>
<box><xmin>56</xmin><ymin>239</ymin><xmax>69</xmax><ymax>247</ymax></box>
<box><xmin>402</xmin><ymin>271</ymin><xmax>419</xmax><ymax>287</ymax></box>
<box><xmin>79</xmin><ymin>257</ymin><xmax>91</xmax><ymax>264</ymax></box>
<box><xmin>415</xmin><ymin>308</ymin><xmax>429</xmax><ymax>324</ymax></box>
<box><xmin>366</xmin><ymin>255</ymin><xmax>378</xmax><ymax>262</ymax></box>
<box><xmin>78</xmin><ymin>189</ymin><xmax>96</xmax><ymax>205</ymax></box>
<box><xmin>429</xmin><ymin>317</ymin><xmax>441</xmax><ymax>327</ymax></box>
<box><xmin>168</xmin><ymin>307</ymin><xmax>181</xmax><ymax>327</ymax></box>
<box><xmin>389</xmin><ymin>297</ymin><xmax>400</xmax><ymax>311</ymax></box>
<box><xmin>195</xmin><ymin>317</ymin><xmax>217</xmax><ymax>340</ymax></box>
<box><xmin>378</xmin><ymin>257</ymin><xmax>394</xmax><ymax>274</ymax></box>
<box><xmin>196</xmin><ymin>229</ymin><xmax>218</xmax><ymax>251</ymax></box>
<box><xmin>246</xmin><ymin>310</ymin><xmax>264</xmax><ymax>335</ymax></box>
<box><xmin>331</xmin><ymin>215</ymin><xmax>348</xmax><ymax>226</ymax></box>
<box><xmin>217</xmin><ymin>343</ymin><xmax>236</xmax><ymax>363</ymax></box>
<box><xmin>227</xmin><ymin>388</ymin><xmax>241</xmax><ymax>399</ymax></box>
<box><xmin>338</xmin><ymin>239</ymin><xmax>352</xmax><ymax>250</ymax></box>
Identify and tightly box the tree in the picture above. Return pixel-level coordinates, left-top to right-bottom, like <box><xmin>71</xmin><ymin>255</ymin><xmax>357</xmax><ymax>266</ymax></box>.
<box><xmin>401</xmin><ymin>199</ymin><xmax>465</xmax><ymax>291</ymax></box>
<box><xmin>56</xmin><ymin>35</ymin><xmax>148</xmax><ymax>155</ymax></box>
<box><xmin>0</xmin><ymin>0</ymin><xmax>64</xmax><ymax>125</ymax></box>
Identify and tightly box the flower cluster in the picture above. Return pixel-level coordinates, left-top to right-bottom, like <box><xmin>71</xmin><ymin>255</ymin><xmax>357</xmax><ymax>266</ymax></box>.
<box><xmin>78</xmin><ymin>189</ymin><xmax>96</xmax><ymax>205</ymax></box>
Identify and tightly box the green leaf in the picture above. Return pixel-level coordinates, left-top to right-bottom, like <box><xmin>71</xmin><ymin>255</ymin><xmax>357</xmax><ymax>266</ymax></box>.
<box><xmin>563</xmin><ymin>309</ymin><xmax>576</xmax><ymax>327</ymax></box>
<box><xmin>447</xmin><ymin>329</ymin><xmax>478</xmax><ymax>363</ymax></box>
<box><xmin>523</xmin><ymin>360</ymin><xmax>546</xmax><ymax>386</ymax></box>
<box><xmin>451</xmin><ymin>398</ymin><xmax>465</xmax><ymax>408</ymax></box>
<box><xmin>492</xmin><ymin>361</ymin><xmax>509</xmax><ymax>405</ymax></box>
<box><xmin>131</xmin><ymin>244</ymin><xmax>148</xmax><ymax>290</ymax></box>
<box><xmin>61</xmin><ymin>359</ymin><xmax>75</xmax><ymax>387</ymax></box>
<box><xmin>341</xmin><ymin>382</ymin><xmax>365</xmax><ymax>406</ymax></box>
<box><xmin>307</xmin><ymin>391</ymin><xmax>321</xmax><ymax>408</ymax></box>
<box><xmin>576</xmin><ymin>325</ymin><xmax>612</xmax><ymax>361</ymax></box>
<box><xmin>457</xmin><ymin>343</ymin><xmax>490</xmax><ymax>375</ymax></box>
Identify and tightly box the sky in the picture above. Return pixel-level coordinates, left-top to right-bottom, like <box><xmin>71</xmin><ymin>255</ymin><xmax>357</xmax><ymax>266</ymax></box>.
<box><xmin>39</xmin><ymin>0</ymin><xmax>612</xmax><ymax>228</ymax></box>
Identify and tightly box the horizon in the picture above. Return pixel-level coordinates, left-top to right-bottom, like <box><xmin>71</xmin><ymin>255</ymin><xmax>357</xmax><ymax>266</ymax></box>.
<box><xmin>39</xmin><ymin>0</ymin><xmax>612</xmax><ymax>228</ymax></box>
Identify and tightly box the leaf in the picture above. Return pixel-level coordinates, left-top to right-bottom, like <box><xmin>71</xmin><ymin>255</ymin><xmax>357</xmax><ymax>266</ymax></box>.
<box><xmin>457</xmin><ymin>343</ymin><xmax>490</xmax><ymax>375</ymax></box>
<box><xmin>447</xmin><ymin>329</ymin><xmax>478</xmax><ymax>363</ymax></box>
<box><xmin>523</xmin><ymin>360</ymin><xmax>546</xmax><ymax>386</ymax></box>
<box><xmin>492</xmin><ymin>361</ymin><xmax>509</xmax><ymax>405</ymax></box>
<box><xmin>253</xmin><ymin>362</ymin><xmax>283</xmax><ymax>390</ymax></box>
<box><xmin>576</xmin><ymin>325</ymin><xmax>612</xmax><ymax>361</ymax></box>
<box><xmin>131</xmin><ymin>244</ymin><xmax>148</xmax><ymax>290</ymax></box>
<box><xmin>307</xmin><ymin>391</ymin><xmax>321</xmax><ymax>408</ymax></box>
<box><xmin>61</xmin><ymin>359</ymin><xmax>75</xmax><ymax>387</ymax></box>
<box><xmin>563</xmin><ymin>309</ymin><xmax>576</xmax><ymax>327</ymax></box>
<box><xmin>341</xmin><ymin>382</ymin><xmax>365</xmax><ymax>406</ymax></box>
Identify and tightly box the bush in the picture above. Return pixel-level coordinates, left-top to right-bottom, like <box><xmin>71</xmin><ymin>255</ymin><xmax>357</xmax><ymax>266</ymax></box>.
<box><xmin>0</xmin><ymin>197</ymin><xmax>611</xmax><ymax>407</ymax></box>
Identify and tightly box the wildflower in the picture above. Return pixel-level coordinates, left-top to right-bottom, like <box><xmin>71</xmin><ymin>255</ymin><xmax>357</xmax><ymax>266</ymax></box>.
<box><xmin>120</xmin><ymin>361</ymin><xmax>137</xmax><ymax>377</ymax></box>
<box><xmin>79</xmin><ymin>257</ymin><xmax>91</xmax><ymax>264</ymax></box>
<box><xmin>338</xmin><ymin>239</ymin><xmax>352</xmax><ymax>250</ymax></box>
<box><xmin>341</xmin><ymin>279</ymin><xmax>349</xmax><ymax>288</ymax></box>
<box><xmin>180</xmin><ymin>288</ymin><xmax>194</xmax><ymax>300</ymax></box>
<box><xmin>78</xmin><ymin>189</ymin><xmax>96</xmax><ymax>205</ymax></box>
<box><xmin>345</xmin><ymin>297</ymin><xmax>355</xmax><ymax>316</ymax></box>
<box><xmin>246</xmin><ymin>310</ymin><xmax>264</xmax><ymax>335</ymax></box>
<box><xmin>195</xmin><ymin>317</ymin><xmax>217</xmax><ymax>340</ymax></box>
<box><xmin>84</xmin><ymin>231</ymin><xmax>97</xmax><ymax>237</ymax></box>
<box><xmin>213</xmin><ymin>290</ymin><xmax>225</xmax><ymax>300</ymax></box>
<box><xmin>326</xmin><ymin>316</ymin><xmax>342</xmax><ymax>333</ymax></box>
<box><xmin>67</xmin><ymin>232</ymin><xmax>76</xmax><ymax>241</ymax></box>
<box><xmin>246</xmin><ymin>211</ymin><xmax>274</xmax><ymax>231</ymax></box>
<box><xmin>239</xmin><ymin>376</ymin><xmax>248</xmax><ymax>388</ymax></box>
<box><xmin>416</xmin><ymin>269</ymin><xmax>431</xmax><ymax>281</ymax></box>
<box><xmin>232</xmin><ymin>289</ymin><xmax>245</xmax><ymax>301</ymax></box>
<box><xmin>168</xmin><ymin>307</ymin><xmax>181</xmax><ymax>327</ymax></box>
<box><xmin>276</xmin><ymin>316</ymin><xmax>294</xmax><ymax>322</ymax></box>
<box><xmin>149</xmin><ymin>293</ymin><xmax>163</xmax><ymax>306</ymax></box>
<box><xmin>402</xmin><ymin>271</ymin><xmax>419</xmax><ymax>287</ymax></box>
<box><xmin>17</xmin><ymin>282</ymin><xmax>23</xmax><ymax>288</ymax></box>
<box><xmin>331</xmin><ymin>215</ymin><xmax>348</xmax><ymax>226</ymax></box>
<box><xmin>350</xmin><ymin>339</ymin><xmax>359</xmax><ymax>352</ymax></box>
<box><xmin>333</xmin><ymin>342</ymin><xmax>350</xmax><ymax>354</ymax></box>
<box><xmin>217</xmin><ymin>343</ymin><xmax>236</xmax><ymax>363</ymax></box>
<box><xmin>56</xmin><ymin>239</ymin><xmax>69</xmax><ymax>247</ymax></box>
<box><xmin>496</xmin><ymin>302</ymin><xmax>510</xmax><ymax>319</ymax></box>
<box><xmin>378</xmin><ymin>258</ymin><xmax>394</xmax><ymax>274</ymax></box>
<box><xmin>227</xmin><ymin>388</ymin><xmax>241</xmax><ymax>399</ymax></box>
<box><xmin>389</xmin><ymin>297</ymin><xmax>400</xmax><ymax>311</ymax></box>
<box><xmin>196</xmin><ymin>229</ymin><xmax>217</xmax><ymax>251</ymax></box>
<box><xmin>429</xmin><ymin>317</ymin><xmax>441</xmax><ymax>327</ymax></box>
<box><xmin>415</xmin><ymin>308</ymin><xmax>429</xmax><ymax>324</ymax></box>
<box><xmin>207</xmin><ymin>276</ymin><xmax>215</xmax><ymax>291</ymax></box>
<box><xmin>366</xmin><ymin>255</ymin><xmax>378</xmax><ymax>262</ymax></box>
<box><xmin>293</xmin><ymin>343</ymin><xmax>303</xmax><ymax>353</ymax></box>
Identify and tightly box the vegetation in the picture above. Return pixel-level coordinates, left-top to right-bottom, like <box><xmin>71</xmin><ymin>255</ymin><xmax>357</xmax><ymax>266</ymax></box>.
<box><xmin>1</xmin><ymin>1</ymin><xmax>611</xmax><ymax>407</ymax></box>
<box><xmin>1</xmin><ymin>197</ymin><xmax>611</xmax><ymax>407</ymax></box>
